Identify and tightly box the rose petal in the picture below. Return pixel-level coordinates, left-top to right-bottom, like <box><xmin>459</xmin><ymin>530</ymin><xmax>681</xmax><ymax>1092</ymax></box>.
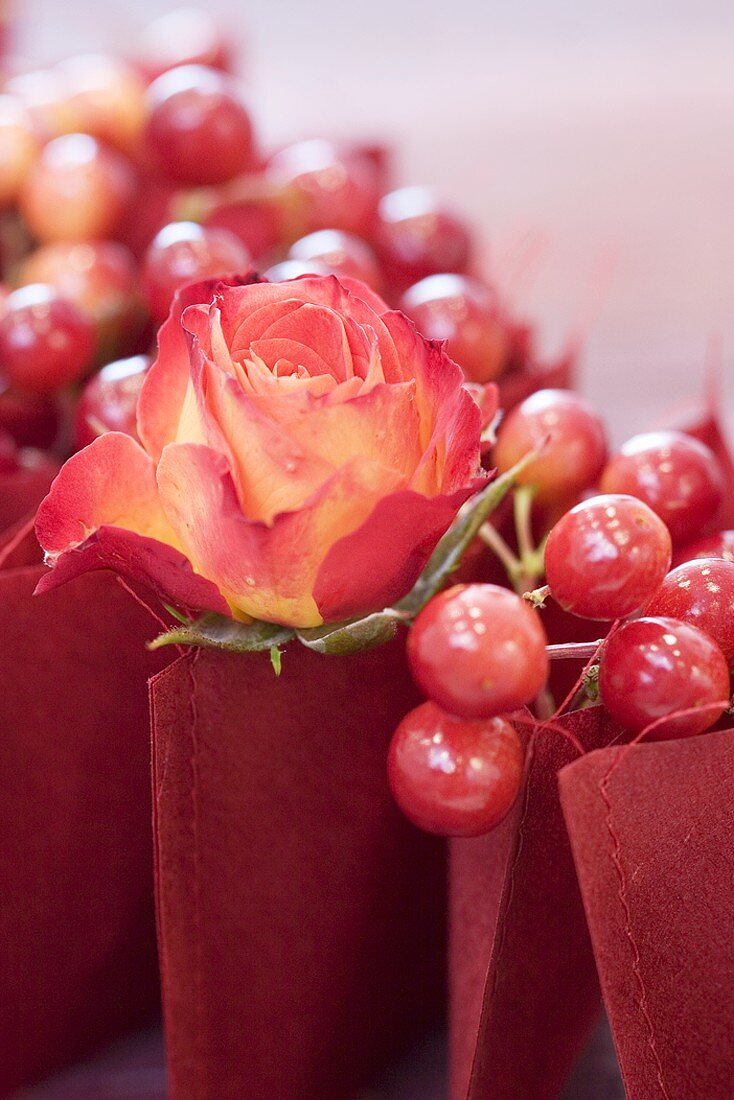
<box><xmin>34</xmin><ymin>525</ymin><xmax>229</xmax><ymax>616</ymax></box>
<box><xmin>382</xmin><ymin>310</ymin><xmax>482</xmax><ymax>490</ymax></box>
<box><xmin>218</xmin><ymin>275</ymin><xmax>403</xmax><ymax>381</ymax></box>
<box><xmin>36</xmin><ymin>432</ymin><xmax>179</xmax><ymax>558</ymax></box>
<box><xmin>270</xmin><ymin>381</ymin><xmax>425</xmax><ymax>486</ymax></box>
<box><xmin>313</xmin><ymin>481</ymin><xmax>482</xmax><ymax>621</ymax></box>
<box><xmin>156</xmin><ymin>442</ymin><xmax>407</xmax><ymax>626</ymax></box>
<box><xmin>138</xmin><ymin>273</ymin><xmax>259</xmax><ymax>461</ymax></box>
<box><xmin>202</xmin><ymin>365</ymin><xmax>334</xmax><ymax>523</ymax></box>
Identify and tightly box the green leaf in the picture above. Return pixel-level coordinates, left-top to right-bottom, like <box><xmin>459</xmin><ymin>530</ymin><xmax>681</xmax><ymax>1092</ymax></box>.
<box><xmin>148</xmin><ymin>612</ymin><xmax>294</xmax><ymax>653</ymax></box>
<box><xmin>295</xmin><ymin>609</ymin><xmax>406</xmax><ymax>656</ymax></box>
<box><xmin>396</xmin><ymin>448</ymin><xmax>542</xmax><ymax>616</ymax></box>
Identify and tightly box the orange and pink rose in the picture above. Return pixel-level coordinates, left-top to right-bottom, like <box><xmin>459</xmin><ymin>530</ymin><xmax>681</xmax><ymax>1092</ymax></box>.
<box><xmin>36</xmin><ymin>273</ymin><xmax>485</xmax><ymax>627</ymax></box>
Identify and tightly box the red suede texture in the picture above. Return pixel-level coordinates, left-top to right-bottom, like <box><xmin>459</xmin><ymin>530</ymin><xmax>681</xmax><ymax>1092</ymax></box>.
<box><xmin>0</xmin><ymin>564</ymin><xmax>169</xmax><ymax>1097</ymax></box>
<box><xmin>559</xmin><ymin>727</ymin><xmax>734</xmax><ymax>1100</ymax></box>
<box><xmin>150</xmin><ymin>641</ymin><xmax>446</xmax><ymax>1100</ymax></box>
<box><xmin>449</xmin><ymin>707</ymin><xmax>626</xmax><ymax>1100</ymax></box>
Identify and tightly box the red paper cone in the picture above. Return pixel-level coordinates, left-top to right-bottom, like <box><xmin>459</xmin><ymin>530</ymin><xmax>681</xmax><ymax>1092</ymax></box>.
<box><xmin>449</xmin><ymin>706</ymin><xmax>625</xmax><ymax>1100</ymax></box>
<box><xmin>559</xmin><ymin>726</ymin><xmax>734</xmax><ymax>1099</ymax></box>
<box><xmin>151</xmin><ymin>642</ymin><xmax>446</xmax><ymax>1100</ymax></box>
<box><xmin>0</xmin><ymin>562</ymin><xmax>169</xmax><ymax>1096</ymax></box>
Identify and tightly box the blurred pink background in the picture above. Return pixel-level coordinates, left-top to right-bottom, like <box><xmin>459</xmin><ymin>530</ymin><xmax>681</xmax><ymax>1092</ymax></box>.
<box><xmin>17</xmin><ymin>0</ymin><xmax>734</xmax><ymax>437</ymax></box>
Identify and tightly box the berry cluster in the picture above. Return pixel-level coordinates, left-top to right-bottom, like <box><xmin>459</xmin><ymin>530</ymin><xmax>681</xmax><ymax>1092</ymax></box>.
<box><xmin>390</xmin><ymin>388</ymin><xmax>733</xmax><ymax>837</ymax></box>
<box><xmin>0</xmin><ymin>8</ymin><xmax>558</xmax><ymax>478</ymax></box>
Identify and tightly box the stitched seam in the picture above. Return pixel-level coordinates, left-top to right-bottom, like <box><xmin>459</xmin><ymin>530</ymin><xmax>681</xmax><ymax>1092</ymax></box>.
<box><xmin>600</xmin><ymin>756</ymin><xmax>670</xmax><ymax>1099</ymax></box>
<box><xmin>188</xmin><ymin>649</ymin><xmax>205</xmax><ymax>1100</ymax></box>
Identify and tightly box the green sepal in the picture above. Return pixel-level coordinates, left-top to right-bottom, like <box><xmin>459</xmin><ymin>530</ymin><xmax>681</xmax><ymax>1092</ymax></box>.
<box><xmin>148</xmin><ymin>612</ymin><xmax>294</xmax><ymax>653</ymax></box>
<box><xmin>295</xmin><ymin>609</ymin><xmax>406</xmax><ymax>656</ymax></box>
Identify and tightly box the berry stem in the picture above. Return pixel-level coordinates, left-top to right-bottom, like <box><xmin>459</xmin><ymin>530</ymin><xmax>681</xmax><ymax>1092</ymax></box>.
<box><xmin>514</xmin><ymin>484</ymin><xmax>536</xmax><ymax>566</ymax></box>
<box><xmin>479</xmin><ymin>521</ymin><xmax>524</xmax><ymax>587</ymax></box>
<box><xmin>524</xmin><ymin>583</ymin><xmax>550</xmax><ymax>607</ymax></box>
<box><xmin>545</xmin><ymin>639</ymin><xmax>606</xmax><ymax>660</ymax></box>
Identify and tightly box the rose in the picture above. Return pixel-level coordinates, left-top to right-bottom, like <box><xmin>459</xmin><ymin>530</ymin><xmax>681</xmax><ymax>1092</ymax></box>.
<box><xmin>36</xmin><ymin>273</ymin><xmax>484</xmax><ymax>628</ymax></box>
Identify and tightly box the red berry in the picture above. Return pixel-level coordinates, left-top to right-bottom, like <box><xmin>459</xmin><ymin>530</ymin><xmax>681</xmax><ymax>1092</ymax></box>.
<box><xmin>136</xmin><ymin>8</ymin><xmax>231</xmax><ymax>81</ymax></box>
<box><xmin>400</xmin><ymin>273</ymin><xmax>510</xmax><ymax>383</ymax></box>
<box><xmin>388</xmin><ymin>701</ymin><xmax>524</xmax><ymax>836</ymax></box>
<box><xmin>204</xmin><ymin>197</ymin><xmax>283</xmax><ymax>262</ymax></box>
<box><xmin>643</xmin><ymin>558</ymin><xmax>734</xmax><ymax>666</ymax></box>
<box><xmin>145</xmin><ymin>65</ymin><xmax>255</xmax><ymax>185</ymax></box>
<box><xmin>599</xmin><ymin>616</ymin><xmax>730</xmax><ymax>740</ymax></box>
<box><xmin>0</xmin><ymin>285</ymin><xmax>95</xmax><ymax>394</ymax></box>
<box><xmin>74</xmin><ymin>354</ymin><xmax>150</xmax><ymax>450</ymax></box>
<box><xmin>0</xmin><ymin>94</ymin><xmax>39</xmax><ymax>207</ymax></box>
<box><xmin>19</xmin><ymin>133</ymin><xmax>135</xmax><ymax>242</ymax></box>
<box><xmin>673</xmin><ymin>529</ymin><xmax>734</xmax><ymax>567</ymax></box>
<box><xmin>0</xmin><ymin>387</ymin><xmax>59</xmax><ymax>449</ymax></box>
<box><xmin>288</xmin><ymin>230</ymin><xmax>382</xmax><ymax>289</ymax></box>
<box><xmin>268</xmin><ymin>139</ymin><xmax>380</xmax><ymax>237</ymax></box>
<box><xmin>54</xmin><ymin>54</ymin><xmax>147</xmax><ymax>153</ymax></box>
<box><xmin>373</xmin><ymin>186</ymin><xmax>472</xmax><ymax>289</ymax></box>
<box><xmin>17</xmin><ymin>240</ymin><xmax>141</xmax><ymax>352</ymax></box>
<box><xmin>545</xmin><ymin>494</ymin><xmax>672</xmax><ymax>620</ymax></box>
<box><xmin>600</xmin><ymin>430</ymin><xmax>723</xmax><ymax>545</ymax></box>
<box><xmin>142</xmin><ymin>221</ymin><xmax>251</xmax><ymax>320</ymax></box>
<box><xmin>263</xmin><ymin>259</ymin><xmax>331</xmax><ymax>282</ymax></box>
<box><xmin>4</xmin><ymin>68</ymin><xmax>78</xmax><ymax>142</ymax></box>
<box><xmin>493</xmin><ymin>388</ymin><xmax>608</xmax><ymax>503</ymax></box>
<box><xmin>407</xmin><ymin>583</ymin><xmax>549</xmax><ymax>719</ymax></box>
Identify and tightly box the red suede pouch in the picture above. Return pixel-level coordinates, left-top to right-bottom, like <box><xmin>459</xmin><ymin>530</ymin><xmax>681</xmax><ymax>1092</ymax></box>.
<box><xmin>0</xmin><ymin>530</ymin><xmax>169</xmax><ymax>1096</ymax></box>
<box><xmin>150</xmin><ymin>641</ymin><xmax>446</xmax><ymax>1100</ymax></box>
<box><xmin>449</xmin><ymin>707</ymin><xmax>626</xmax><ymax>1099</ymax></box>
<box><xmin>559</xmin><ymin>727</ymin><xmax>734</xmax><ymax>1099</ymax></box>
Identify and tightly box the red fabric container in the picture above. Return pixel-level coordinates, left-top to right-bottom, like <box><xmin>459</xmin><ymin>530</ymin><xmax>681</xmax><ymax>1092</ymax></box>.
<box><xmin>0</xmin><ymin>523</ymin><xmax>169</xmax><ymax>1096</ymax></box>
<box><xmin>448</xmin><ymin>707</ymin><xmax>625</xmax><ymax>1100</ymax></box>
<box><xmin>560</xmin><ymin>727</ymin><xmax>734</xmax><ymax>1099</ymax></box>
<box><xmin>151</xmin><ymin>641</ymin><xmax>446</xmax><ymax>1100</ymax></box>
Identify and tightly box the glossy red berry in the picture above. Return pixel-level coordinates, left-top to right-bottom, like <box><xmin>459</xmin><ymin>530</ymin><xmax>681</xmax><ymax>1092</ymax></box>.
<box><xmin>268</xmin><ymin>139</ymin><xmax>380</xmax><ymax>237</ymax></box>
<box><xmin>136</xmin><ymin>8</ymin><xmax>232</xmax><ymax>81</ymax></box>
<box><xmin>545</xmin><ymin>494</ymin><xmax>672</xmax><ymax>620</ymax></box>
<box><xmin>493</xmin><ymin>388</ymin><xmax>608</xmax><ymax>503</ymax></box>
<box><xmin>672</xmin><ymin>529</ymin><xmax>734</xmax><ymax>567</ymax></box>
<box><xmin>17</xmin><ymin>240</ymin><xmax>141</xmax><ymax>352</ymax></box>
<box><xmin>288</xmin><ymin>230</ymin><xmax>382</xmax><ymax>289</ymax></box>
<box><xmin>142</xmin><ymin>221</ymin><xmax>251</xmax><ymax>320</ymax></box>
<box><xmin>263</xmin><ymin>259</ymin><xmax>331</xmax><ymax>282</ymax></box>
<box><xmin>407</xmin><ymin>583</ymin><xmax>549</xmax><ymax>719</ymax></box>
<box><xmin>373</xmin><ymin>186</ymin><xmax>472</xmax><ymax>289</ymax></box>
<box><xmin>600</xmin><ymin>431</ymin><xmax>724</xmax><ymax>545</ymax></box>
<box><xmin>0</xmin><ymin>285</ymin><xmax>95</xmax><ymax>394</ymax></box>
<box><xmin>19</xmin><ymin>133</ymin><xmax>135</xmax><ymax>242</ymax></box>
<box><xmin>643</xmin><ymin>558</ymin><xmax>734</xmax><ymax>666</ymax></box>
<box><xmin>599</xmin><ymin>616</ymin><xmax>730</xmax><ymax>740</ymax></box>
<box><xmin>400</xmin><ymin>273</ymin><xmax>510</xmax><ymax>383</ymax></box>
<box><xmin>145</xmin><ymin>65</ymin><xmax>255</xmax><ymax>185</ymax></box>
<box><xmin>388</xmin><ymin>702</ymin><xmax>524</xmax><ymax>836</ymax></box>
<box><xmin>75</xmin><ymin>354</ymin><xmax>150</xmax><ymax>450</ymax></box>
